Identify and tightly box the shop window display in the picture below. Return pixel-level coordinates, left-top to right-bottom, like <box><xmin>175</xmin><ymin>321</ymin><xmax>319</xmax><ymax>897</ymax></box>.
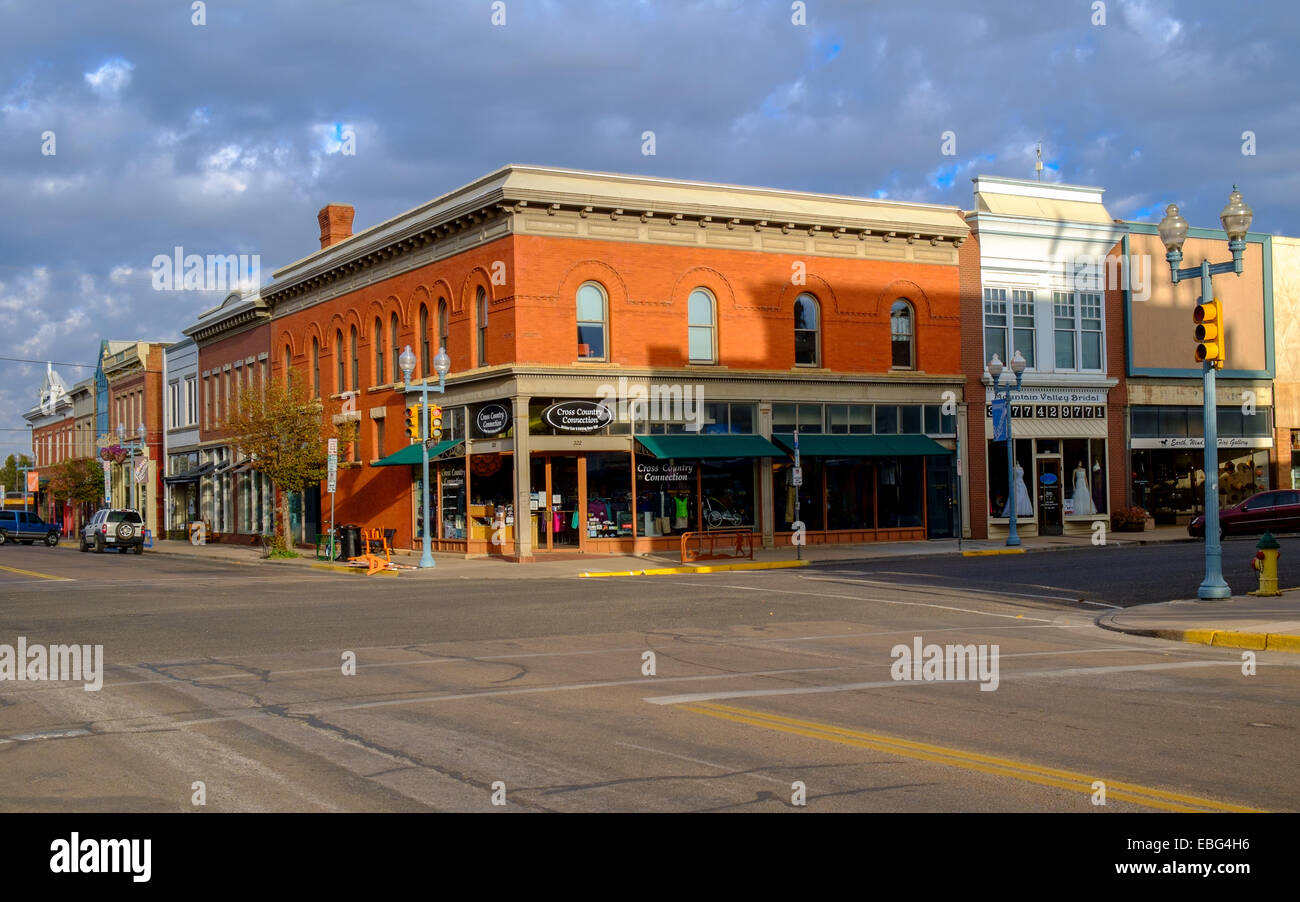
<box><xmin>635</xmin><ymin>458</ymin><xmax>696</xmax><ymax>535</ymax></box>
<box><xmin>586</xmin><ymin>452</ymin><xmax>634</xmax><ymax>537</ymax></box>
<box><xmin>1061</xmin><ymin>438</ymin><xmax>1107</xmax><ymax>516</ymax></box>
<box><xmin>987</xmin><ymin>439</ymin><xmax>1034</xmax><ymax>518</ymax></box>
<box><xmin>700</xmin><ymin>458</ymin><xmax>755</xmax><ymax>529</ymax></box>
<box><xmin>438</xmin><ymin>463</ymin><xmax>466</xmax><ymax>539</ymax></box>
<box><xmin>825</xmin><ymin>459</ymin><xmax>875</xmax><ymax>529</ymax></box>
<box><xmin>772</xmin><ymin>459</ymin><xmax>823</xmax><ymax>531</ymax></box>
<box><xmin>468</xmin><ymin>454</ymin><xmax>514</xmax><ymax>543</ymax></box>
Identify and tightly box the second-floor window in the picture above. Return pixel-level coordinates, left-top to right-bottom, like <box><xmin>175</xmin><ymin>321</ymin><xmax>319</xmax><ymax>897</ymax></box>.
<box><xmin>437</xmin><ymin>299</ymin><xmax>448</xmax><ymax>353</ymax></box>
<box><xmin>577</xmin><ymin>282</ymin><xmax>607</xmax><ymax>360</ymax></box>
<box><xmin>335</xmin><ymin>330</ymin><xmax>345</xmax><ymax>393</ymax></box>
<box><xmin>794</xmin><ymin>294</ymin><xmax>820</xmax><ymax>366</ymax></box>
<box><xmin>688</xmin><ymin>288</ymin><xmax>715</xmax><ymax>363</ymax></box>
<box><xmin>983</xmin><ymin>288</ymin><xmax>1036</xmax><ymax>369</ymax></box>
<box><xmin>349</xmin><ymin>326</ymin><xmax>359</xmax><ymax>391</ymax></box>
<box><xmin>1053</xmin><ymin>290</ymin><xmax>1103</xmax><ymax>371</ymax></box>
<box><xmin>169</xmin><ymin>381</ymin><xmax>180</xmax><ymax>428</ymax></box>
<box><xmin>311</xmin><ymin>338</ymin><xmax>320</xmax><ymax>398</ymax></box>
<box><xmin>186</xmin><ymin>375</ymin><xmax>198</xmax><ymax>424</ymax></box>
<box><xmin>477</xmin><ymin>287</ymin><xmax>488</xmax><ymax>366</ymax></box>
<box><xmin>390</xmin><ymin>313</ymin><xmax>400</xmax><ymax>381</ymax></box>
<box><xmin>419</xmin><ymin>304</ymin><xmax>430</xmax><ymax>376</ymax></box>
<box><xmin>890</xmin><ymin>300</ymin><xmax>914</xmax><ymax>369</ymax></box>
<box><xmin>374</xmin><ymin>317</ymin><xmax>384</xmax><ymax>384</ymax></box>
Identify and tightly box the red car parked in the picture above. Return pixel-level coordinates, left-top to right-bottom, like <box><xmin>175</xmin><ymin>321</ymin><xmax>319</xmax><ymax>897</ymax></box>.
<box><xmin>1188</xmin><ymin>490</ymin><xmax>1300</xmax><ymax>538</ymax></box>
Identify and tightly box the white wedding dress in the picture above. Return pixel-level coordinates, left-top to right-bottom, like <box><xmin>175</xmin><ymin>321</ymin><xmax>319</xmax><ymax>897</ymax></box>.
<box><xmin>1071</xmin><ymin>466</ymin><xmax>1095</xmax><ymax>516</ymax></box>
<box><xmin>1002</xmin><ymin>464</ymin><xmax>1033</xmax><ymax>517</ymax></box>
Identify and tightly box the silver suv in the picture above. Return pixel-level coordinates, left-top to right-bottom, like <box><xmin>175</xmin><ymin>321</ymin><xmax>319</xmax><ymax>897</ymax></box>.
<box><xmin>81</xmin><ymin>509</ymin><xmax>145</xmax><ymax>554</ymax></box>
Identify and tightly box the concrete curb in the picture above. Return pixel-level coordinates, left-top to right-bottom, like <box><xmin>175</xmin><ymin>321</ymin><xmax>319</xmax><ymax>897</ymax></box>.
<box><xmin>1097</xmin><ymin>615</ymin><xmax>1300</xmax><ymax>654</ymax></box>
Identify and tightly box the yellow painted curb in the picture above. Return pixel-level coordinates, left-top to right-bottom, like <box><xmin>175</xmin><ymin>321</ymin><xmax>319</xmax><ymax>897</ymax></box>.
<box><xmin>1154</xmin><ymin>628</ymin><xmax>1298</xmax><ymax>653</ymax></box>
<box><xmin>578</xmin><ymin>560</ymin><xmax>810</xmax><ymax>578</ymax></box>
<box><xmin>961</xmin><ymin>548</ymin><xmax>1027</xmax><ymax>557</ymax></box>
<box><xmin>308</xmin><ymin>562</ymin><xmax>399</xmax><ymax>576</ymax></box>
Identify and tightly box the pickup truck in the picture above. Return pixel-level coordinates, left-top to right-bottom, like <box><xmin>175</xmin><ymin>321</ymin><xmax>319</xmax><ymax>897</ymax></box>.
<box><xmin>0</xmin><ymin>510</ymin><xmax>61</xmax><ymax>546</ymax></box>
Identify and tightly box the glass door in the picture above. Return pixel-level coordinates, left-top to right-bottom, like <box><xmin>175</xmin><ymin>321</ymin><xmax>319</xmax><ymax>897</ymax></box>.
<box><xmin>550</xmin><ymin>456</ymin><xmax>581</xmax><ymax>547</ymax></box>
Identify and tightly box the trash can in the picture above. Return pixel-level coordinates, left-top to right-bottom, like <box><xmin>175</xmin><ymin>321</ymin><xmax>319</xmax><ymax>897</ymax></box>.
<box><xmin>338</xmin><ymin>524</ymin><xmax>362</xmax><ymax>560</ymax></box>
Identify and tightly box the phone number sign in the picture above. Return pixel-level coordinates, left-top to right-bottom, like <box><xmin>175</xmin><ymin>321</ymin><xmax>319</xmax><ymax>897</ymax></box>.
<box><xmin>985</xmin><ymin>404</ymin><xmax>1106</xmax><ymax>420</ymax></box>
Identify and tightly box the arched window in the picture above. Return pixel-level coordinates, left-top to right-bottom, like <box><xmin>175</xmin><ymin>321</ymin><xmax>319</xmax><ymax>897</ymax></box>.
<box><xmin>576</xmin><ymin>282</ymin><xmax>607</xmax><ymax>360</ymax></box>
<box><xmin>688</xmin><ymin>288</ymin><xmax>716</xmax><ymax>363</ymax></box>
<box><xmin>311</xmin><ymin>337</ymin><xmax>320</xmax><ymax>398</ymax></box>
<box><xmin>335</xmin><ymin>329</ymin><xmax>345</xmax><ymax>392</ymax></box>
<box><xmin>890</xmin><ymin>300</ymin><xmax>915</xmax><ymax>369</ymax></box>
<box><xmin>794</xmin><ymin>294</ymin><xmax>820</xmax><ymax>366</ymax></box>
<box><xmin>419</xmin><ymin>304</ymin><xmax>430</xmax><ymax>377</ymax></box>
<box><xmin>373</xmin><ymin>317</ymin><xmax>385</xmax><ymax>384</ymax></box>
<box><xmin>437</xmin><ymin>298</ymin><xmax>448</xmax><ymax>353</ymax></box>
<box><xmin>349</xmin><ymin>325</ymin><xmax>359</xmax><ymax>390</ymax></box>
<box><xmin>389</xmin><ymin>313</ymin><xmax>400</xmax><ymax>380</ymax></box>
<box><xmin>283</xmin><ymin>344</ymin><xmax>291</xmax><ymax>386</ymax></box>
<box><xmin>477</xmin><ymin>287</ymin><xmax>488</xmax><ymax>366</ymax></box>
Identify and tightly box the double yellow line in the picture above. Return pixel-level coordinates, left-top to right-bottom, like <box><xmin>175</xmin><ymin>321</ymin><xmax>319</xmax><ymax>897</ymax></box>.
<box><xmin>678</xmin><ymin>702</ymin><xmax>1261</xmax><ymax>812</ymax></box>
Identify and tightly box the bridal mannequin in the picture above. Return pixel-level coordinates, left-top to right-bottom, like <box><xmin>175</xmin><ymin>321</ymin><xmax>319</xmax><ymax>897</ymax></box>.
<box><xmin>1002</xmin><ymin>461</ymin><xmax>1033</xmax><ymax>517</ymax></box>
<box><xmin>1071</xmin><ymin>461</ymin><xmax>1095</xmax><ymax>516</ymax></box>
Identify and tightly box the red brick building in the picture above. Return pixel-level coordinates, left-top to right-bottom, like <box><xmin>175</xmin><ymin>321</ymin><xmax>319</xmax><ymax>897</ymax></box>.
<box><xmin>102</xmin><ymin>341</ymin><xmax>168</xmax><ymax>537</ymax></box>
<box><xmin>264</xmin><ymin>166</ymin><xmax>973</xmax><ymax>558</ymax></box>
<box><xmin>183</xmin><ymin>292</ymin><xmax>273</xmax><ymax>543</ymax></box>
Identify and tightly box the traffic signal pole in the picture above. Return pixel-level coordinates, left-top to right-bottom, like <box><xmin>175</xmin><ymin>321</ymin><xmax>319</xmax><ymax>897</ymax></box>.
<box><xmin>1196</xmin><ymin>260</ymin><xmax>1230</xmax><ymax>598</ymax></box>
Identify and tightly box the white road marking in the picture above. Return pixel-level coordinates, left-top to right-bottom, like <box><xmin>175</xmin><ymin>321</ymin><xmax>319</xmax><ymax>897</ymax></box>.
<box><xmin>675</xmin><ymin>579</ymin><xmax>1057</xmax><ymax>621</ymax></box>
<box><xmin>645</xmin><ymin>659</ymin><xmax>1245</xmax><ymax>705</ymax></box>
<box><xmin>615</xmin><ymin>741</ymin><xmax>787</xmax><ymax>785</ymax></box>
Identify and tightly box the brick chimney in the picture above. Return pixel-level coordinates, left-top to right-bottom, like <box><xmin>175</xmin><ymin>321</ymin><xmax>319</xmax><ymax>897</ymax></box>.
<box><xmin>317</xmin><ymin>204</ymin><xmax>355</xmax><ymax>249</ymax></box>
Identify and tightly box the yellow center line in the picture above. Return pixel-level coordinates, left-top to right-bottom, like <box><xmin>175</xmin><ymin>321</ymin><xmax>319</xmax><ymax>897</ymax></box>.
<box><xmin>0</xmin><ymin>563</ymin><xmax>71</xmax><ymax>582</ymax></box>
<box><xmin>678</xmin><ymin>702</ymin><xmax>1262</xmax><ymax>813</ymax></box>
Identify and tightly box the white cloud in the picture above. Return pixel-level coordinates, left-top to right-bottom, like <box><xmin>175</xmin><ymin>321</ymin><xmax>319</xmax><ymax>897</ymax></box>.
<box><xmin>1120</xmin><ymin>0</ymin><xmax>1184</xmax><ymax>48</ymax></box>
<box><xmin>84</xmin><ymin>58</ymin><xmax>135</xmax><ymax>98</ymax></box>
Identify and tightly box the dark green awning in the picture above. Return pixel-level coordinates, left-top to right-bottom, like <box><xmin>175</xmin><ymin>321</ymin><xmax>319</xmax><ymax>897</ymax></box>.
<box><xmin>772</xmin><ymin>433</ymin><xmax>950</xmax><ymax>457</ymax></box>
<box><xmin>372</xmin><ymin>439</ymin><xmax>463</xmax><ymax>466</ymax></box>
<box><xmin>636</xmin><ymin>434</ymin><xmax>785</xmax><ymax>460</ymax></box>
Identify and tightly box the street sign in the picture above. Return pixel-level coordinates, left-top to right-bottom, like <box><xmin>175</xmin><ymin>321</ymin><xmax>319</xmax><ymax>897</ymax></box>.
<box><xmin>326</xmin><ymin>451</ymin><xmax>338</xmax><ymax>494</ymax></box>
<box><xmin>991</xmin><ymin>397</ymin><xmax>1009</xmax><ymax>442</ymax></box>
<box><xmin>133</xmin><ymin>461</ymin><xmax>147</xmax><ymax>484</ymax></box>
<box><xmin>102</xmin><ymin>461</ymin><xmax>111</xmax><ymax>503</ymax></box>
<box><xmin>327</xmin><ymin>437</ymin><xmax>338</xmax><ymax>455</ymax></box>
<box><xmin>791</xmin><ymin>466</ymin><xmax>803</xmax><ymax>487</ymax></box>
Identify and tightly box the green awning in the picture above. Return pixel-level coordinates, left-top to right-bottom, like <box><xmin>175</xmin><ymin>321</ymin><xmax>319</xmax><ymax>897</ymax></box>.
<box><xmin>772</xmin><ymin>433</ymin><xmax>950</xmax><ymax>457</ymax></box>
<box><xmin>636</xmin><ymin>434</ymin><xmax>785</xmax><ymax>460</ymax></box>
<box><xmin>372</xmin><ymin>439</ymin><xmax>463</xmax><ymax>466</ymax></box>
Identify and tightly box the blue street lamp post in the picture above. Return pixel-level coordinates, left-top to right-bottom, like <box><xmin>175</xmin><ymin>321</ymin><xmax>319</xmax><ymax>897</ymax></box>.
<box><xmin>399</xmin><ymin>344</ymin><xmax>451</xmax><ymax>569</ymax></box>
<box><xmin>1158</xmin><ymin>187</ymin><xmax>1254</xmax><ymax>600</ymax></box>
<box><xmin>989</xmin><ymin>350</ymin><xmax>1028</xmax><ymax>547</ymax></box>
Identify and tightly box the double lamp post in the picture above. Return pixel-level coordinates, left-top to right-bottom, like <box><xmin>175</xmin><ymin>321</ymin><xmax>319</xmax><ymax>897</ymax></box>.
<box><xmin>1157</xmin><ymin>186</ymin><xmax>1253</xmax><ymax>600</ymax></box>
<box><xmin>116</xmin><ymin>421</ymin><xmax>147</xmax><ymax>512</ymax></box>
<box><xmin>398</xmin><ymin>344</ymin><xmax>451</xmax><ymax>569</ymax></box>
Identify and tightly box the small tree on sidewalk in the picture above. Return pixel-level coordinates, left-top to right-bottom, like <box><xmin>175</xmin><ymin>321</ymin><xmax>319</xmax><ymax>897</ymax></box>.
<box><xmin>227</xmin><ymin>375</ymin><xmax>357</xmax><ymax>557</ymax></box>
<box><xmin>48</xmin><ymin>457</ymin><xmax>104</xmax><ymax>517</ymax></box>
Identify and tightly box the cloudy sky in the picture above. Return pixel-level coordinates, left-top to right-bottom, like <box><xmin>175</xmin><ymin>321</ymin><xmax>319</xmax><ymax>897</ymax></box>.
<box><xmin>1</xmin><ymin>0</ymin><xmax>1296</xmax><ymax>454</ymax></box>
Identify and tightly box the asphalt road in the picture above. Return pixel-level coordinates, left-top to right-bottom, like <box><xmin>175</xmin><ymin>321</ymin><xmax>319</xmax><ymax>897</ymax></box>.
<box><xmin>822</xmin><ymin>533</ymin><xmax>1300</xmax><ymax>607</ymax></box>
<box><xmin>0</xmin><ymin>542</ymin><xmax>1296</xmax><ymax>813</ymax></box>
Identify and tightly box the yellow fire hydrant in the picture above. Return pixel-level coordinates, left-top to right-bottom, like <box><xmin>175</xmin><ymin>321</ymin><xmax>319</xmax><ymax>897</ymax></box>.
<box><xmin>1252</xmin><ymin>532</ymin><xmax>1280</xmax><ymax>597</ymax></box>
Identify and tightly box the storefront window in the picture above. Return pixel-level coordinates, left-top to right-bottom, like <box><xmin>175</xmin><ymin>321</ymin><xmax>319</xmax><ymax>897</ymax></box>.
<box><xmin>635</xmin><ymin>458</ymin><xmax>696</xmax><ymax>535</ymax></box>
<box><xmin>877</xmin><ymin>458</ymin><xmax>924</xmax><ymax>528</ymax></box>
<box><xmin>439</xmin><ymin>462</ymin><xmax>466</xmax><ymax>539</ymax></box>
<box><xmin>586</xmin><ymin>452</ymin><xmax>634</xmax><ymax>537</ymax></box>
<box><xmin>1061</xmin><ymin>439</ymin><xmax>1107</xmax><ymax>516</ymax></box>
<box><xmin>700</xmin><ymin>458</ymin><xmax>755</xmax><ymax>529</ymax></box>
<box><xmin>772</xmin><ymin>459</ymin><xmax>823</xmax><ymax>531</ymax></box>
<box><xmin>825</xmin><ymin>459</ymin><xmax>875</xmax><ymax>529</ymax></box>
<box><xmin>987</xmin><ymin>438</ymin><xmax>1034</xmax><ymax>517</ymax></box>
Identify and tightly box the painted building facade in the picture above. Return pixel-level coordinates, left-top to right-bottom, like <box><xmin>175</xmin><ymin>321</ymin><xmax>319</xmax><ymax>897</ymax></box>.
<box><xmin>963</xmin><ymin>176</ymin><xmax>1128</xmax><ymax>539</ymax></box>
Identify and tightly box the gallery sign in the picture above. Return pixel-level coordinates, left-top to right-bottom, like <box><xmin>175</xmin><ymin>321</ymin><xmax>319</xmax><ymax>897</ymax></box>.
<box><xmin>1131</xmin><ymin>437</ymin><xmax>1271</xmax><ymax>450</ymax></box>
<box><xmin>542</xmin><ymin>400</ymin><xmax>613</xmax><ymax>433</ymax></box>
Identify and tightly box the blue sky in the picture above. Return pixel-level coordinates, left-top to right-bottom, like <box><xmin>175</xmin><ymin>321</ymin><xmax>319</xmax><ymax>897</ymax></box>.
<box><xmin>1</xmin><ymin>0</ymin><xmax>1297</xmax><ymax>450</ymax></box>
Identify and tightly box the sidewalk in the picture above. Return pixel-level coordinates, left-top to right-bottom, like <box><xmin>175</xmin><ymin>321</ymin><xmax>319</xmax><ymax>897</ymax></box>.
<box><xmin>85</xmin><ymin>524</ymin><xmax>1193</xmax><ymax>580</ymax></box>
<box><xmin>1098</xmin><ymin>595</ymin><xmax>1300</xmax><ymax>654</ymax></box>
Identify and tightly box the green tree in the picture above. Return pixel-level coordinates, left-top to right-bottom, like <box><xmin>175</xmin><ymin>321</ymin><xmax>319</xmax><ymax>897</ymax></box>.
<box><xmin>227</xmin><ymin>375</ymin><xmax>356</xmax><ymax>556</ymax></box>
<box><xmin>48</xmin><ymin>457</ymin><xmax>104</xmax><ymax>506</ymax></box>
<box><xmin>0</xmin><ymin>453</ymin><xmax>34</xmax><ymax>495</ymax></box>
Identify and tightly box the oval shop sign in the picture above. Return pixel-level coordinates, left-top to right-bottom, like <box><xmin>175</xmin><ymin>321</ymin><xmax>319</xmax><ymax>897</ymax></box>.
<box><xmin>543</xmin><ymin>400</ymin><xmax>613</xmax><ymax>433</ymax></box>
<box><xmin>475</xmin><ymin>403</ymin><xmax>511</xmax><ymax>436</ymax></box>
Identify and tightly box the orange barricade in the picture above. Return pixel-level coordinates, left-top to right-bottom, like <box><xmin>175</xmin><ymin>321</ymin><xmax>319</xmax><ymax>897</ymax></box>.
<box><xmin>680</xmin><ymin>528</ymin><xmax>754</xmax><ymax>563</ymax></box>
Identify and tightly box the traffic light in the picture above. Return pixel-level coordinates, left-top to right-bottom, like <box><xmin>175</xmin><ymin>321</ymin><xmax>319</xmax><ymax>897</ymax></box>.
<box><xmin>405</xmin><ymin>405</ymin><xmax>422</xmax><ymax>439</ymax></box>
<box><xmin>429</xmin><ymin>405</ymin><xmax>443</xmax><ymax>440</ymax></box>
<box><xmin>1193</xmin><ymin>297</ymin><xmax>1225</xmax><ymax>368</ymax></box>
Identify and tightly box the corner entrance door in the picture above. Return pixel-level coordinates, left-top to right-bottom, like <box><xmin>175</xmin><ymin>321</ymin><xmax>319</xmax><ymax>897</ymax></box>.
<box><xmin>1036</xmin><ymin>458</ymin><xmax>1063</xmax><ymax>536</ymax></box>
<box><xmin>532</xmin><ymin>455</ymin><xmax>583</xmax><ymax>550</ymax></box>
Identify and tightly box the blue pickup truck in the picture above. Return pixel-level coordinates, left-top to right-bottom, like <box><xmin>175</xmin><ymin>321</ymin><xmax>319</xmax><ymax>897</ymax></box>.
<box><xmin>0</xmin><ymin>510</ymin><xmax>61</xmax><ymax>546</ymax></box>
